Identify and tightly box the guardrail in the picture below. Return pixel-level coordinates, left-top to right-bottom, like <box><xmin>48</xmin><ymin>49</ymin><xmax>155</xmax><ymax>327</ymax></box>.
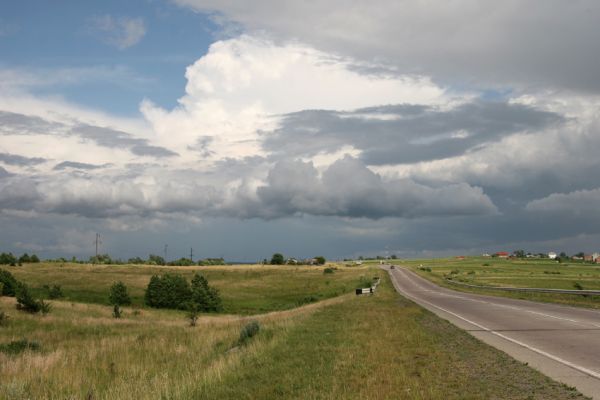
<box><xmin>356</xmin><ymin>277</ymin><xmax>381</xmax><ymax>295</ymax></box>
<box><xmin>445</xmin><ymin>278</ymin><xmax>600</xmax><ymax>296</ymax></box>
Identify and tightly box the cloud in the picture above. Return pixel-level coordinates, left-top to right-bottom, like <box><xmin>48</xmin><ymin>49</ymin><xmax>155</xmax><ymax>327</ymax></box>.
<box><xmin>175</xmin><ymin>0</ymin><xmax>600</xmax><ymax>93</ymax></box>
<box><xmin>264</xmin><ymin>101</ymin><xmax>563</xmax><ymax>165</ymax></box>
<box><xmin>526</xmin><ymin>188</ymin><xmax>600</xmax><ymax>217</ymax></box>
<box><xmin>53</xmin><ymin>161</ymin><xmax>108</xmax><ymax>171</ymax></box>
<box><xmin>0</xmin><ymin>152</ymin><xmax>46</xmax><ymax>166</ymax></box>
<box><xmin>88</xmin><ymin>15</ymin><xmax>146</xmax><ymax>49</ymax></box>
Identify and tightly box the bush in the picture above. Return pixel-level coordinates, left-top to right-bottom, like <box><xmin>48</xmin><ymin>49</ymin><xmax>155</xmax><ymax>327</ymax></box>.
<box><xmin>270</xmin><ymin>253</ymin><xmax>285</xmax><ymax>265</ymax></box>
<box><xmin>112</xmin><ymin>304</ymin><xmax>122</xmax><ymax>318</ymax></box>
<box><xmin>323</xmin><ymin>267</ymin><xmax>335</xmax><ymax>274</ymax></box>
<box><xmin>574</xmin><ymin>282</ymin><xmax>584</xmax><ymax>290</ymax></box>
<box><xmin>144</xmin><ymin>273</ymin><xmax>192</xmax><ymax>309</ymax></box>
<box><xmin>0</xmin><ymin>310</ymin><xmax>9</xmax><ymax>327</ymax></box>
<box><xmin>186</xmin><ymin>302</ymin><xmax>199</xmax><ymax>327</ymax></box>
<box><xmin>109</xmin><ymin>281</ymin><xmax>132</xmax><ymax>306</ymax></box>
<box><xmin>238</xmin><ymin>321</ymin><xmax>260</xmax><ymax>345</ymax></box>
<box><xmin>0</xmin><ymin>339</ymin><xmax>41</xmax><ymax>355</ymax></box>
<box><xmin>44</xmin><ymin>284</ymin><xmax>64</xmax><ymax>299</ymax></box>
<box><xmin>191</xmin><ymin>273</ymin><xmax>222</xmax><ymax>312</ymax></box>
<box><xmin>314</xmin><ymin>256</ymin><xmax>326</xmax><ymax>265</ymax></box>
<box><xmin>0</xmin><ymin>252</ymin><xmax>17</xmax><ymax>265</ymax></box>
<box><xmin>0</xmin><ymin>269</ymin><xmax>18</xmax><ymax>296</ymax></box>
<box><xmin>15</xmin><ymin>283</ymin><xmax>50</xmax><ymax>314</ymax></box>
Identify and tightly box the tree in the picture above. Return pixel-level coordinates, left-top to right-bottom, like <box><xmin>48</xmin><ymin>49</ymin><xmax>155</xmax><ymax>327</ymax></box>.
<box><xmin>18</xmin><ymin>253</ymin><xmax>31</xmax><ymax>264</ymax></box>
<box><xmin>390</xmin><ymin>254</ymin><xmax>398</xmax><ymax>259</ymax></box>
<box><xmin>109</xmin><ymin>281</ymin><xmax>131</xmax><ymax>306</ymax></box>
<box><xmin>0</xmin><ymin>253</ymin><xmax>17</xmax><ymax>265</ymax></box>
<box><xmin>270</xmin><ymin>253</ymin><xmax>285</xmax><ymax>265</ymax></box>
<box><xmin>0</xmin><ymin>269</ymin><xmax>19</xmax><ymax>296</ymax></box>
<box><xmin>513</xmin><ymin>250</ymin><xmax>525</xmax><ymax>258</ymax></box>
<box><xmin>144</xmin><ymin>273</ymin><xmax>191</xmax><ymax>309</ymax></box>
<box><xmin>191</xmin><ymin>273</ymin><xmax>222</xmax><ymax>312</ymax></box>
<box><xmin>148</xmin><ymin>254</ymin><xmax>165</xmax><ymax>265</ymax></box>
<box><xmin>30</xmin><ymin>254</ymin><xmax>40</xmax><ymax>263</ymax></box>
<box><xmin>314</xmin><ymin>256</ymin><xmax>326</xmax><ymax>265</ymax></box>
<box><xmin>127</xmin><ymin>257</ymin><xmax>145</xmax><ymax>265</ymax></box>
<box><xmin>15</xmin><ymin>283</ymin><xmax>50</xmax><ymax>314</ymax></box>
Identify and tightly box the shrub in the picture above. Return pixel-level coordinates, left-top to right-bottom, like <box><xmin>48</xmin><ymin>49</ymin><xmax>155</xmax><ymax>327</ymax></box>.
<box><xmin>0</xmin><ymin>310</ymin><xmax>9</xmax><ymax>327</ymax></box>
<box><xmin>144</xmin><ymin>273</ymin><xmax>192</xmax><ymax>309</ymax></box>
<box><xmin>314</xmin><ymin>256</ymin><xmax>326</xmax><ymax>265</ymax></box>
<box><xmin>191</xmin><ymin>273</ymin><xmax>223</xmax><ymax>312</ymax></box>
<box><xmin>0</xmin><ymin>269</ymin><xmax>18</xmax><ymax>296</ymax></box>
<box><xmin>270</xmin><ymin>253</ymin><xmax>285</xmax><ymax>265</ymax></box>
<box><xmin>574</xmin><ymin>282</ymin><xmax>584</xmax><ymax>290</ymax></box>
<box><xmin>186</xmin><ymin>302</ymin><xmax>199</xmax><ymax>327</ymax></box>
<box><xmin>15</xmin><ymin>283</ymin><xmax>50</xmax><ymax>314</ymax></box>
<box><xmin>109</xmin><ymin>281</ymin><xmax>131</xmax><ymax>306</ymax></box>
<box><xmin>112</xmin><ymin>304</ymin><xmax>122</xmax><ymax>318</ymax></box>
<box><xmin>323</xmin><ymin>267</ymin><xmax>335</xmax><ymax>274</ymax></box>
<box><xmin>0</xmin><ymin>252</ymin><xmax>17</xmax><ymax>265</ymax></box>
<box><xmin>44</xmin><ymin>284</ymin><xmax>64</xmax><ymax>299</ymax></box>
<box><xmin>238</xmin><ymin>321</ymin><xmax>260</xmax><ymax>345</ymax></box>
<box><xmin>0</xmin><ymin>339</ymin><xmax>41</xmax><ymax>355</ymax></box>
<box><xmin>450</xmin><ymin>269</ymin><xmax>460</xmax><ymax>275</ymax></box>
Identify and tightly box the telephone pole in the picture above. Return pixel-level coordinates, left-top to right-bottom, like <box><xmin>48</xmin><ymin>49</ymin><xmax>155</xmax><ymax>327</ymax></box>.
<box><xmin>190</xmin><ymin>247</ymin><xmax>193</xmax><ymax>262</ymax></box>
<box><xmin>164</xmin><ymin>244</ymin><xmax>168</xmax><ymax>263</ymax></box>
<box><xmin>95</xmin><ymin>233</ymin><xmax>101</xmax><ymax>258</ymax></box>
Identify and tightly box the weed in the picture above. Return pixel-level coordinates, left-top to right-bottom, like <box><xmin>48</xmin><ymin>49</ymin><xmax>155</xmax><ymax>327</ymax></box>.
<box><xmin>0</xmin><ymin>339</ymin><xmax>41</xmax><ymax>355</ymax></box>
<box><xmin>238</xmin><ymin>321</ymin><xmax>260</xmax><ymax>345</ymax></box>
<box><xmin>0</xmin><ymin>310</ymin><xmax>9</xmax><ymax>326</ymax></box>
<box><xmin>112</xmin><ymin>304</ymin><xmax>122</xmax><ymax>319</ymax></box>
<box><xmin>323</xmin><ymin>268</ymin><xmax>335</xmax><ymax>274</ymax></box>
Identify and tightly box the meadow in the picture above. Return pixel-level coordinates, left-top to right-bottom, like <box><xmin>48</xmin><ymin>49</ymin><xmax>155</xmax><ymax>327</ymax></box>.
<box><xmin>5</xmin><ymin>263</ymin><xmax>370</xmax><ymax>314</ymax></box>
<box><xmin>0</xmin><ymin>262</ymin><xmax>588</xmax><ymax>399</ymax></box>
<box><xmin>382</xmin><ymin>257</ymin><xmax>600</xmax><ymax>309</ymax></box>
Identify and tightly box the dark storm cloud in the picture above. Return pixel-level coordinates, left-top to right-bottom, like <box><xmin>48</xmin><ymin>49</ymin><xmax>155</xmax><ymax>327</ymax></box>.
<box><xmin>0</xmin><ymin>152</ymin><xmax>46</xmax><ymax>166</ymax></box>
<box><xmin>247</xmin><ymin>157</ymin><xmax>497</xmax><ymax>219</ymax></box>
<box><xmin>264</xmin><ymin>100</ymin><xmax>563</xmax><ymax>165</ymax></box>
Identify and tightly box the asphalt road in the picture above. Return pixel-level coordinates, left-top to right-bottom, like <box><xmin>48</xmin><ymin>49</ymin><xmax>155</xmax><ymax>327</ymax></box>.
<box><xmin>386</xmin><ymin>265</ymin><xmax>600</xmax><ymax>399</ymax></box>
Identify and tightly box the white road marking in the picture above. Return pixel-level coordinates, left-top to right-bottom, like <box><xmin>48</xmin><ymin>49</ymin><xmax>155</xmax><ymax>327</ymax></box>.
<box><xmin>388</xmin><ymin>268</ymin><xmax>600</xmax><ymax>380</ymax></box>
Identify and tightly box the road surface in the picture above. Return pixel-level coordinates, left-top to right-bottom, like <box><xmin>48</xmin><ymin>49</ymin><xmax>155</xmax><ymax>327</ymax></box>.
<box><xmin>386</xmin><ymin>265</ymin><xmax>600</xmax><ymax>399</ymax></box>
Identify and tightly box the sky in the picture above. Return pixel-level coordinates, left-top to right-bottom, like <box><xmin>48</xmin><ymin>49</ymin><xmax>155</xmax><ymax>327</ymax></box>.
<box><xmin>1</xmin><ymin>1</ymin><xmax>600</xmax><ymax>261</ymax></box>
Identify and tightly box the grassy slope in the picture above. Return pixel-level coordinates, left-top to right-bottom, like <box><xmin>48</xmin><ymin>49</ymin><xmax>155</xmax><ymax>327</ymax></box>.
<box><xmin>379</xmin><ymin>257</ymin><xmax>600</xmax><ymax>309</ymax></box>
<box><xmin>194</xmin><ymin>275</ymin><xmax>586</xmax><ymax>400</ymax></box>
<box><xmin>5</xmin><ymin>263</ymin><xmax>370</xmax><ymax>314</ymax></box>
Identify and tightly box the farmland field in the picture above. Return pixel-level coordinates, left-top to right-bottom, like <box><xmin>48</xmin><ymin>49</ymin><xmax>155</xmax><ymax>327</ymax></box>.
<box><xmin>0</xmin><ymin>265</ymin><xmax>586</xmax><ymax>399</ymax></box>
<box><xmin>378</xmin><ymin>257</ymin><xmax>600</xmax><ymax>309</ymax></box>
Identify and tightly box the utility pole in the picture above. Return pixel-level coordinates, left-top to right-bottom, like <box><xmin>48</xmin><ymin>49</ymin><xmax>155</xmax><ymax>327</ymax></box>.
<box><xmin>190</xmin><ymin>247</ymin><xmax>193</xmax><ymax>262</ymax></box>
<box><xmin>94</xmin><ymin>233</ymin><xmax>102</xmax><ymax>263</ymax></box>
<box><xmin>164</xmin><ymin>244</ymin><xmax>168</xmax><ymax>263</ymax></box>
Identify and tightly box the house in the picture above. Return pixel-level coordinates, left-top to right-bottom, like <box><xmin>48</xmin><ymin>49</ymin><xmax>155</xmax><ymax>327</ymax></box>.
<box><xmin>584</xmin><ymin>254</ymin><xmax>594</xmax><ymax>262</ymax></box>
<box><xmin>482</xmin><ymin>253</ymin><xmax>491</xmax><ymax>257</ymax></box>
<box><xmin>548</xmin><ymin>252</ymin><xmax>557</xmax><ymax>259</ymax></box>
<box><xmin>593</xmin><ymin>253</ymin><xmax>600</xmax><ymax>261</ymax></box>
<box><xmin>495</xmin><ymin>251</ymin><xmax>509</xmax><ymax>258</ymax></box>
<box><xmin>455</xmin><ymin>256</ymin><xmax>465</xmax><ymax>260</ymax></box>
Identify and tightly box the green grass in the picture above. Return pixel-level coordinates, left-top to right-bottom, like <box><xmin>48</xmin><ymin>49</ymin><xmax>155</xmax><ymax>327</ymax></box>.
<box><xmin>194</xmin><ymin>274</ymin><xmax>587</xmax><ymax>399</ymax></box>
<box><xmin>0</xmin><ymin>273</ymin><xmax>586</xmax><ymax>399</ymax></box>
<box><xmin>384</xmin><ymin>257</ymin><xmax>600</xmax><ymax>309</ymax></box>
<box><xmin>4</xmin><ymin>263</ymin><xmax>373</xmax><ymax>314</ymax></box>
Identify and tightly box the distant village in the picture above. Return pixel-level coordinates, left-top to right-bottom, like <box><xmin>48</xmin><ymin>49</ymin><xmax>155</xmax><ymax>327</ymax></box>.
<box><xmin>480</xmin><ymin>251</ymin><xmax>600</xmax><ymax>263</ymax></box>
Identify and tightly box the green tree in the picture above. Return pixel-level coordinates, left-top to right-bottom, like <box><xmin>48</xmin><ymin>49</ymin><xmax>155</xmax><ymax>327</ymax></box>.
<box><xmin>148</xmin><ymin>254</ymin><xmax>165</xmax><ymax>265</ymax></box>
<box><xmin>29</xmin><ymin>254</ymin><xmax>40</xmax><ymax>263</ymax></box>
<box><xmin>270</xmin><ymin>253</ymin><xmax>285</xmax><ymax>265</ymax></box>
<box><xmin>18</xmin><ymin>253</ymin><xmax>31</xmax><ymax>264</ymax></box>
<box><xmin>0</xmin><ymin>269</ymin><xmax>19</xmax><ymax>296</ymax></box>
<box><xmin>191</xmin><ymin>273</ymin><xmax>222</xmax><ymax>312</ymax></box>
<box><xmin>109</xmin><ymin>281</ymin><xmax>131</xmax><ymax>306</ymax></box>
<box><xmin>15</xmin><ymin>283</ymin><xmax>50</xmax><ymax>314</ymax></box>
<box><xmin>144</xmin><ymin>273</ymin><xmax>191</xmax><ymax>309</ymax></box>
<box><xmin>0</xmin><ymin>253</ymin><xmax>17</xmax><ymax>265</ymax></box>
<box><xmin>314</xmin><ymin>256</ymin><xmax>326</xmax><ymax>265</ymax></box>
<box><xmin>513</xmin><ymin>250</ymin><xmax>525</xmax><ymax>258</ymax></box>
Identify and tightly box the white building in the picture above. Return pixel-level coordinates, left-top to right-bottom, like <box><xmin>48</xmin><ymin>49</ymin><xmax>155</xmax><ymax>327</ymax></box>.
<box><xmin>548</xmin><ymin>252</ymin><xmax>557</xmax><ymax>259</ymax></box>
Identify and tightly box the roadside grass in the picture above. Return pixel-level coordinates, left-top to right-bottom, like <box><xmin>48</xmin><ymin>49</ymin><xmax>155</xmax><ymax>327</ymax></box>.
<box><xmin>193</xmin><ymin>274</ymin><xmax>587</xmax><ymax>400</ymax></box>
<box><xmin>4</xmin><ymin>263</ymin><xmax>370</xmax><ymax>314</ymax></box>
<box><xmin>383</xmin><ymin>257</ymin><xmax>600</xmax><ymax>309</ymax></box>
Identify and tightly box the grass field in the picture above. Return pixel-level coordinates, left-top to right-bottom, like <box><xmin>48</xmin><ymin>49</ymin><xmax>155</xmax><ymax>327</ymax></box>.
<box><xmin>380</xmin><ymin>257</ymin><xmax>600</xmax><ymax>309</ymax></box>
<box><xmin>4</xmin><ymin>263</ymin><xmax>371</xmax><ymax>314</ymax></box>
<box><xmin>0</xmin><ymin>269</ymin><xmax>586</xmax><ymax>399</ymax></box>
